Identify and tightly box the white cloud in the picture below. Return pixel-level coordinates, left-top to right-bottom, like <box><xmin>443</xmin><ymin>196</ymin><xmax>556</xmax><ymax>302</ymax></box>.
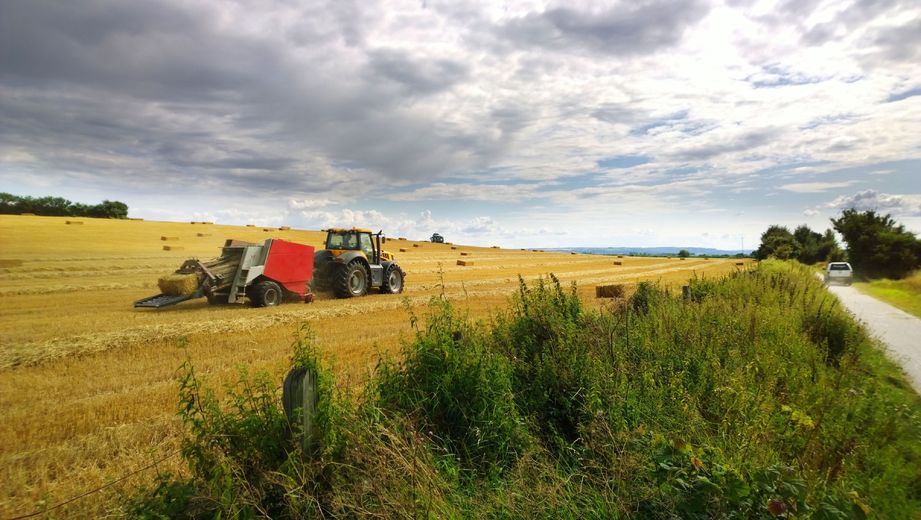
<box><xmin>288</xmin><ymin>198</ymin><xmax>336</xmax><ymax>210</ymax></box>
<box><xmin>803</xmin><ymin>208</ymin><xmax>820</xmax><ymax>216</ymax></box>
<box><xmin>779</xmin><ymin>181</ymin><xmax>857</xmax><ymax>193</ymax></box>
<box><xmin>821</xmin><ymin>189</ymin><xmax>921</xmax><ymax>216</ymax></box>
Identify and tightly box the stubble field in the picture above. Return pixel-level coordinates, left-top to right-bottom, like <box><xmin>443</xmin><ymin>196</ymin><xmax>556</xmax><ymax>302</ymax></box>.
<box><xmin>0</xmin><ymin>215</ymin><xmax>751</xmax><ymax>517</ymax></box>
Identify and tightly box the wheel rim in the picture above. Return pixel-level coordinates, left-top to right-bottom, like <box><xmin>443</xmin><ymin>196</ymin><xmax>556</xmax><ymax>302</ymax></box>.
<box><xmin>388</xmin><ymin>271</ymin><xmax>402</xmax><ymax>292</ymax></box>
<box><xmin>348</xmin><ymin>269</ymin><xmax>365</xmax><ymax>294</ymax></box>
<box><xmin>266</xmin><ymin>287</ymin><xmax>279</xmax><ymax>305</ymax></box>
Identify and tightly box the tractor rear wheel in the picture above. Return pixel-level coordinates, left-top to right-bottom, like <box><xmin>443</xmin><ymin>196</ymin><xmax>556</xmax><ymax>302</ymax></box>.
<box><xmin>251</xmin><ymin>280</ymin><xmax>284</xmax><ymax>307</ymax></box>
<box><xmin>382</xmin><ymin>265</ymin><xmax>404</xmax><ymax>294</ymax></box>
<box><xmin>334</xmin><ymin>260</ymin><xmax>368</xmax><ymax>298</ymax></box>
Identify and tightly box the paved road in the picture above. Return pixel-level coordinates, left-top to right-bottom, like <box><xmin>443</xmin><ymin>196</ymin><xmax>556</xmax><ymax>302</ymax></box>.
<box><xmin>826</xmin><ymin>284</ymin><xmax>921</xmax><ymax>395</ymax></box>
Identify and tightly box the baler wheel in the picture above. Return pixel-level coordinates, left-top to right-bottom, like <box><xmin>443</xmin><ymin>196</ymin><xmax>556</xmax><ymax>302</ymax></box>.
<box><xmin>382</xmin><ymin>265</ymin><xmax>404</xmax><ymax>294</ymax></box>
<box><xmin>334</xmin><ymin>260</ymin><xmax>368</xmax><ymax>298</ymax></box>
<box><xmin>251</xmin><ymin>280</ymin><xmax>283</xmax><ymax>307</ymax></box>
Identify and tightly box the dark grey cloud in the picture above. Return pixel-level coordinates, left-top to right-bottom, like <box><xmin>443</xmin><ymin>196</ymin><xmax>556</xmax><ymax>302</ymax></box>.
<box><xmin>0</xmin><ymin>0</ymin><xmax>520</xmax><ymax>200</ymax></box>
<box><xmin>497</xmin><ymin>1</ymin><xmax>710</xmax><ymax>56</ymax></box>
<box><xmin>366</xmin><ymin>48</ymin><xmax>469</xmax><ymax>95</ymax></box>
<box><xmin>670</xmin><ymin>128</ymin><xmax>780</xmax><ymax>161</ymax></box>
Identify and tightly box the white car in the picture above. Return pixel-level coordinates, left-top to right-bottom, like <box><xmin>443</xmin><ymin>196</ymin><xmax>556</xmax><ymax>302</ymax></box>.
<box><xmin>824</xmin><ymin>262</ymin><xmax>854</xmax><ymax>286</ymax></box>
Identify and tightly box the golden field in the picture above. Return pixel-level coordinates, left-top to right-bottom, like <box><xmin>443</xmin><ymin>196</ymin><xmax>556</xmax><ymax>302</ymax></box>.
<box><xmin>0</xmin><ymin>215</ymin><xmax>751</xmax><ymax>517</ymax></box>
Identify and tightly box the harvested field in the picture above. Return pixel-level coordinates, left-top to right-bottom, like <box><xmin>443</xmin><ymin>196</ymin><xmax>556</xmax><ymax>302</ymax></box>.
<box><xmin>0</xmin><ymin>214</ymin><xmax>751</xmax><ymax>517</ymax></box>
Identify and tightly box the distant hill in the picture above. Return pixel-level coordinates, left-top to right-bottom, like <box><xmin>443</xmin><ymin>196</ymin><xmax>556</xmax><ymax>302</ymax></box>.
<box><xmin>547</xmin><ymin>246</ymin><xmax>752</xmax><ymax>257</ymax></box>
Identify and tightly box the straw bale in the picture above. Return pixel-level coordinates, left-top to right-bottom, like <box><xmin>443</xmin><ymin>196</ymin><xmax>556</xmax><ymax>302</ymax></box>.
<box><xmin>196</xmin><ymin>233</ymin><xmax>212</xmax><ymax>237</ymax></box>
<box><xmin>65</xmin><ymin>221</ymin><xmax>83</xmax><ymax>225</ymax></box>
<box><xmin>413</xmin><ymin>244</ymin><xmax>421</xmax><ymax>248</ymax></box>
<box><xmin>595</xmin><ymin>284</ymin><xmax>624</xmax><ymax>298</ymax></box>
<box><xmin>451</xmin><ymin>246</ymin><xmax>457</xmax><ymax>250</ymax></box>
<box><xmin>613</xmin><ymin>261</ymin><xmax>622</xmax><ymax>266</ymax></box>
<box><xmin>158</xmin><ymin>272</ymin><xmax>200</xmax><ymax>296</ymax></box>
<box><xmin>491</xmin><ymin>246</ymin><xmax>499</xmax><ymax>249</ymax></box>
<box><xmin>456</xmin><ymin>260</ymin><xmax>474</xmax><ymax>266</ymax></box>
<box><xmin>399</xmin><ymin>248</ymin><xmax>408</xmax><ymax>252</ymax></box>
<box><xmin>160</xmin><ymin>236</ymin><xmax>179</xmax><ymax>241</ymax></box>
<box><xmin>263</xmin><ymin>228</ymin><xmax>274</xmax><ymax>232</ymax></box>
<box><xmin>279</xmin><ymin>226</ymin><xmax>291</xmax><ymax>230</ymax></box>
<box><xmin>460</xmin><ymin>252</ymin><xmax>470</xmax><ymax>256</ymax></box>
<box><xmin>398</xmin><ymin>237</ymin><xmax>407</xmax><ymax>240</ymax></box>
<box><xmin>570</xmin><ymin>252</ymin><xmax>577</xmax><ymax>255</ymax></box>
<box><xmin>617</xmin><ymin>255</ymin><xmax>623</xmax><ymax>258</ymax></box>
<box><xmin>735</xmin><ymin>262</ymin><xmax>745</xmax><ymax>266</ymax></box>
<box><xmin>162</xmin><ymin>245</ymin><xmax>184</xmax><ymax>251</ymax></box>
<box><xmin>680</xmin><ymin>257</ymin><xmax>686</xmax><ymax>260</ymax></box>
<box><xmin>246</xmin><ymin>224</ymin><xmax>255</xmax><ymax>227</ymax></box>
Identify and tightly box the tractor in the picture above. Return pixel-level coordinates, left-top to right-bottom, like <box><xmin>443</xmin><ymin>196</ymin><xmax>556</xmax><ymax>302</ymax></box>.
<box><xmin>430</xmin><ymin>233</ymin><xmax>444</xmax><ymax>243</ymax></box>
<box><xmin>311</xmin><ymin>228</ymin><xmax>405</xmax><ymax>298</ymax></box>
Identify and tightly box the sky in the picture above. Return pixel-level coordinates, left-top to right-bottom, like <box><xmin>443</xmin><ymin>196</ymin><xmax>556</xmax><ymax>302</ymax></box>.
<box><xmin>1</xmin><ymin>0</ymin><xmax>919</xmax><ymax>250</ymax></box>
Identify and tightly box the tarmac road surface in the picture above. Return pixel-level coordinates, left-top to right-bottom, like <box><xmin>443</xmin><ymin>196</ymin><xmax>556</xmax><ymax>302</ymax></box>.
<box><xmin>826</xmin><ymin>283</ymin><xmax>921</xmax><ymax>395</ymax></box>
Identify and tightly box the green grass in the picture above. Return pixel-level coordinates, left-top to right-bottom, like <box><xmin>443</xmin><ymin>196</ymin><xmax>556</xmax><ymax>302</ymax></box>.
<box><xmin>129</xmin><ymin>261</ymin><xmax>921</xmax><ymax>519</ymax></box>
<box><xmin>854</xmin><ymin>271</ymin><xmax>921</xmax><ymax>318</ymax></box>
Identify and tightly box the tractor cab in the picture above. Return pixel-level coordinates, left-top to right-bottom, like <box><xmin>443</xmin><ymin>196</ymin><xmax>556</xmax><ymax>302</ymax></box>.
<box><xmin>323</xmin><ymin>228</ymin><xmax>394</xmax><ymax>263</ymax></box>
<box><xmin>312</xmin><ymin>228</ymin><xmax>403</xmax><ymax>298</ymax></box>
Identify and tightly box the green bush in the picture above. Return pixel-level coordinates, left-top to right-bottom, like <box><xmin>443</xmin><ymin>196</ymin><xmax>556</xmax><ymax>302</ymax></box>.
<box><xmin>130</xmin><ymin>264</ymin><xmax>921</xmax><ymax>518</ymax></box>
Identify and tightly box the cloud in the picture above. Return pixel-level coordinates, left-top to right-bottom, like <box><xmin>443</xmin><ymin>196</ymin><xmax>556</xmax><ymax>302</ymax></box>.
<box><xmin>822</xmin><ymin>189</ymin><xmax>921</xmax><ymax>216</ymax></box>
<box><xmin>288</xmin><ymin>198</ymin><xmax>336</xmax><ymax>210</ymax></box>
<box><xmin>803</xmin><ymin>209</ymin><xmax>820</xmax><ymax>216</ymax></box>
<box><xmin>392</xmin><ymin>183</ymin><xmax>542</xmax><ymax>202</ymax></box>
<box><xmin>496</xmin><ymin>0</ymin><xmax>711</xmax><ymax>56</ymax></box>
<box><xmin>780</xmin><ymin>181</ymin><xmax>856</xmax><ymax>193</ymax></box>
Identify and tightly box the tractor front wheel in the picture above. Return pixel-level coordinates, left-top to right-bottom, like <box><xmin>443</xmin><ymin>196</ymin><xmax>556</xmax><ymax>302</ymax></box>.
<box><xmin>382</xmin><ymin>266</ymin><xmax>404</xmax><ymax>294</ymax></box>
<box><xmin>334</xmin><ymin>260</ymin><xmax>369</xmax><ymax>298</ymax></box>
<box><xmin>251</xmin><ymin>280</ymin><xmax>284</xmax><ymax>307</ymax></box>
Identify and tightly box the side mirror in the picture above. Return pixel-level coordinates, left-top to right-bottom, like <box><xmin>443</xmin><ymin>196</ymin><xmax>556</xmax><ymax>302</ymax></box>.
<box><xmin>382</xmin><ymin>236</ymin><xmax>386</xmax><ymax>243</ymax></box>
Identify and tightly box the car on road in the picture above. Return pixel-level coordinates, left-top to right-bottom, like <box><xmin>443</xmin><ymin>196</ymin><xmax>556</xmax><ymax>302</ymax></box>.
<box><xmin>824</xmin><ymin>262</ymin><xmax>854</xmax><ymax>285</ymax></box>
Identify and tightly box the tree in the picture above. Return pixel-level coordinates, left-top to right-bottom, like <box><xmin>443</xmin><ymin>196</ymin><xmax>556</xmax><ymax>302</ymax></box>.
<box><xmin>754</xmin><ymin>226</ymin><xmax>798</xmax><ymax>260</ymax></box>
<box><xmin>0</xmin><ymin>192</ymin><xmax>129</xmax><ymax>219</ymax></box>
<box><xmin>831</xmin><ymin>209</ymin><xmax>921</xmax><ymax>279</ymax></box>
<box><xmin>677</xmin><ymin>249</ymin><xmax>691</xmax><ymax>258</ymax></box>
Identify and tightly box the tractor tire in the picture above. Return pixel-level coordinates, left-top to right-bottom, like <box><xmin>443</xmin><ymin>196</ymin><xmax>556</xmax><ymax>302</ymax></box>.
<box><xmin>251</xmin><ymin>280</ymin><xmax>284</xmax><ymax>307</ymax></box>
<box><xmin>382</xmin><ymin>265</ymin><xmax>404</xmax><ymax>294</ymax></box>
<box><xmin>334</xmin><ymin>260</ymin><xmax>369</xmax><ymax>298</ymax></box>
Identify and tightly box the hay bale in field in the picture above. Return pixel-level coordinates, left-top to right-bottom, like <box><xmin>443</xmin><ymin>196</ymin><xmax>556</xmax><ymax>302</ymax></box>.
<box><xmin>65</xmin><ymin>220</ymin><xmax>83</xmax><ymax>225</ymax></box>
<box><xmin>491</xmin><ymin>246</ymin><xmax>500</xmax><ymax>249</ymax></box>
<box><xmin>680</xmin><ymin>257</ymin><xmax>686</xmax><ymax>260</ymax></box>
<box><xmin>160</xmin><ymin>236</ymin><xmax>179</xmax><ymax>241</ymax></box>
<box><xmin>613</xmin><ymin>261</ymin><xmax>622</xmax><ymax>265</ymax></box>
<box><xmin>279</xmin><ymin>226</ymin><xmax>291</xmax><ymax>230</ymax></box>
<box><xmin>158</xmin><ymin>272</ymin><xmax>200</xmax><ymax>295</ymax></box>
<box><xmin>197</xmin><ymin>233</ymin><xmax>212</xmax><ymax>237</ymax></box>
<box><xmin>413</xmin><ymin>244</ymin><xmax>421</xmax><ymax>248</ymax></box>
<box><xmin>162</xmin><ymin>245</ymin><xmax>184</xmax><ymax>251</ymax></box>
<box><xmin>457</xmin><ymin>260</ymin><xmax>474</xmax><ymax>266</ymax></box>
<box><xmin>460</xmin><ymin>252</ymin><xmax>470</xmax><ymax>256</ymax></box>
<box><xmin>399</xmin><ymin>248</ymin><xmax>408</xmax><ymax>252</ymax></box>
<box><xmin>595</xmin><ymin>285</ymin><xmax>624</xmax><ymax>298</ymax></box>
<box><xmin>617</xmin><ymin>255</ymin><xmax>623</xmax><ymax>258</ymax></box>
<box><xmin>735</xmin><ymin>262</ymin><xmax>745</xmax><ymax>266</ymax></box>
<box><xmin>451</xmin><ymin>246</ymin><xmax>457</xmax><ymax>250</ymax></box>
<box><xmin>263</xmin><ymin>228</ymin><xmax>274</xmax><ymax>232</ymax></box>
<box><xmin>570</xmin><ymin>252</ymin><xmax>577</xmax><ymax>255</ymax></box>
<box><xmin>246</xmin><ymin>224</ymin><xmax>255</xmax><ymax>227</ymax></box>
<box><xmin>398</xmin><ymin>237</ymin><xmax>407</xmax><ymax>240</ymax></box>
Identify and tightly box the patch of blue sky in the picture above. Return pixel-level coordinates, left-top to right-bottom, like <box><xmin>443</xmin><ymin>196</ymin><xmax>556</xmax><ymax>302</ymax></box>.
<box><xmin>749</xmin><ymin>65</ymin><xmax>823</xmax><ymax>88</ymax></box>
<box><xmin>799</xmin><ymin>113</ymin><xmax>858</xmax><ymax>130</ymax></box>
<box><xmin>628</xmin><ymin>110</ymin><xmax>688</xmax><ymax>136</ymax></box>
<box><xmin>596</xmin><ymin>155</ymin><xmax>651</xmax><ymax>169</ymax></box>
<box><xmin>886</xmin><ymin>86</ymin><xmax>921</xmax><ymax>103</ymax></box>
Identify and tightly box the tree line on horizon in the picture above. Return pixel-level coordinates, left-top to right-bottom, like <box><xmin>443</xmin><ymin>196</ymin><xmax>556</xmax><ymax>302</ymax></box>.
<box><xmin>754</xmin><ymin>209</ymin><xmax>921</xmax><ymax>279</ymax></box>
<box><xmin>0</xmin><ymin>192</ymin><xmax>129</xmax><ymax>219</ymax></box>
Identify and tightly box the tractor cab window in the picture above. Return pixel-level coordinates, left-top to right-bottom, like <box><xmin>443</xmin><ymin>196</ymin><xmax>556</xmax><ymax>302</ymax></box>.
<box><xmin>359</xmin><ymin>233</ymin><xmax>374</xmax><ymax>258</ymax></box>
<box><xmin>327</xmin><ymin>231</ymin><xmax>358</xmax><ymax>250</ymax></box>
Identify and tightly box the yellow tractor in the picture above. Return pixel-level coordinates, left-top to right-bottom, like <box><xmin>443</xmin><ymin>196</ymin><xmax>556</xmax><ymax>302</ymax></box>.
<box><xmin>311</xmin><ymin>228</ymin><xmax>405</xmax><ymax>298</ymax></box>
